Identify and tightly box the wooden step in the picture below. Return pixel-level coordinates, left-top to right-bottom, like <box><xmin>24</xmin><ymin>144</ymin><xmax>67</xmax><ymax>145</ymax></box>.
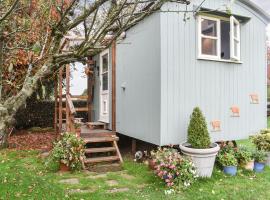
<box><xmin>85</xmin><ymin>147</ymin><xmax>116</xmax><ymax>153</ymax></box>
<box><xmin>80</xmin><ymin>128</ymin><xmax>116</xmax><ymax>137</ymax></box>
<box><xmin>83</xmin><ymin>136</ymin><xmax>119</xmax><ymax>143</ymax></box>
<box><xmin>84</xmin><ymin>156</ymin><xmax>119</xmax><ymax>164</ymax></box>
<box><xmin>87</xmin><ymin>122</ymin><xmax>107</xmax><ymax>130</ymax></box>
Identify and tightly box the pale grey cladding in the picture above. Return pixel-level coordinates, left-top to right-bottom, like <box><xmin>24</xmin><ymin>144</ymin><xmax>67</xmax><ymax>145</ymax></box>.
<box><xmin>115</xmin><ymin>13</ymin><xmax>161</xmax><ymax>145</ymax></box>
<box><xmin>95</xmin><ymin>0</ymin><xmax>268</xmax><ymax>146</ymax></box>
<box><xmin>160</xmin><ymin>0</ymin><xmax>267</xmax><ymax>145</ymax></box>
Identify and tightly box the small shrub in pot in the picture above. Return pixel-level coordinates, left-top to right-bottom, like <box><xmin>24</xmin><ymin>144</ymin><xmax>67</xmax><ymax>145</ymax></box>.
<box><xmin>47</xmin><ymin>132</ymin><xmax>85</xmax><ymax>171</ymax></box>
<box><xmin>179</xmin><ymin>107</ymin><xmax>220</xmax><ymax>177</ymax></box>
<box><xmin>253</xmin><ymin>150</ymin><xmax>267</xmax><ymax>173</ymax></box>
<box><xmin>217</xmin><ymin>148</ymin><xmax>238</xmax><ymax>176</ymax></box>
<box><xmin>251</xmin><ymin>129</ymin><xmax>270</xmax><ymax>166</ymax></box>
<box><xmin>235</xmin><ymin>145</ymin><xmax>254</xmax><ymax>170</ymax></box>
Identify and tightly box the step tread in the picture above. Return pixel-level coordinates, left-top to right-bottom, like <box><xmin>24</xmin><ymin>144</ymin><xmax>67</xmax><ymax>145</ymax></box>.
<box><xmin>87</xmin><ymin>122</ymin><xmax>106</xmax><ymax>126</ymax></box>
<box><xmin>85</xmin><ymin>147</ymin><xmax>116</xmax><ymax>153</ymax></box>
<box><xmin>84</xmin><ymin>156</ymin><xmax>119</xmax><ymax>164</ymax></box>
<box><xmin>83</xmin><ymin>136</ymin><xmax>119</xmax><ymax>143</ymax></box>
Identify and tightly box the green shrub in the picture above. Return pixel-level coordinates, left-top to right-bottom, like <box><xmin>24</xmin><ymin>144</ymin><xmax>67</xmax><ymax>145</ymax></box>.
<box><xmin>235</xmin><ymin>145</ymin><xmax>253</xmax><ymax>165</ymax></box>
<box><xmin>47</xmin><ymin>132</ymin><xmax>85</xmax><ymax>171</ymax></box>
<box><xmin>251</xmin><ymin>129</ymin><xmax>270</xmax><ymax>152</ymax></box>
<box><xmin>253</xmin><ymin>150</ymin><xmax>267</xmax><ymax>163</ymax></box>
<box><xmin>151</xmin><ymin>147</ymin><xmax>198</xmax><ymax>189</ymax></box>
<box><xmin>187</xmin><ymin>107</ymin><xmax>211</xmax><ymax>149</ymax></box>
<box><xmin>217</xmin><ymin>151</ymin><xmax>238</xmax><ymax>167</ymax></box>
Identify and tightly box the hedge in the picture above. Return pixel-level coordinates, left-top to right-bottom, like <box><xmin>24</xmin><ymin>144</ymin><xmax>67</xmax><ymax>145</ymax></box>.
<box><xmin>15</xmin><ymin>99</ymin><xmax>88</xmax><ymax>129</ymax></box>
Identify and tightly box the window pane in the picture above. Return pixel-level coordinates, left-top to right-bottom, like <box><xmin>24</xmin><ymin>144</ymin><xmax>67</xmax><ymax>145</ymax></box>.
<box><xmin>234</xmin><ymin>40</ymin><xmax>239</xmax><ymax>57</ymax></box>
<box><xmin>221</xmin><ymin>21</ymin><xmax>230</xmax><ymax>60</ymax></box>
<box><xmin>102</xmin><ymin>73</ymin><xmax>108</xmax><ymax>91</ymax></box>
<box><xmin>102</xmin><ymin>54</ymin><xmax>108</xmax><ymax>72</ymax></box>
<box><xmin>202</xmin><ymin>38</ymin><xmax>217</xmax><ymax>56</ymax></box>
<box><xmin>234</xmin><ymin>22</ymin><xmax>238</xmax><ymax>38</ymax></box>
<box><xmin>201</xmin><ymin>19</ymin><xmax>217</xmax><ymax>37</ymax></box>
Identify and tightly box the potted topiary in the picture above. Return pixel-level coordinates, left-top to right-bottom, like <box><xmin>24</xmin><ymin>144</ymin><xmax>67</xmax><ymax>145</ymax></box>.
<box><xmin>49</xmin><ymin>132</ymin><xmax>85</xmax><ymax>171</ymax></box>
<box><xmin>217</xmin><ymin>150</ymin><xmax>238</xmax><ymax>176</ymax></box>
<box><xmin>179</xmin><ymin>107</ymin><xmax>220</xmax><ymax>177</ymax></box>
<box><xmin>253</xmin><ymin>150</ymin><xmax>267</xmax><ymax>173</ymax></box>
<box><xmin>251</xmin><ymin>129</ymin><xmax>270</xmax><ymax>166</ymax></box>
<box><xmin>235</xmin><ymin>145</ymin><xmax>254</xmax><ymax>170</ymax></box>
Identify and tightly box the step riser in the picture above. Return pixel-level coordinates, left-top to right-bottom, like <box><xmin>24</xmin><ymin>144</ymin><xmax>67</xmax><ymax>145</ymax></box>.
<box><xmin>85</xmin><ymin>147</ymin><xmax>116</xmax><ymax>154</ymax></box>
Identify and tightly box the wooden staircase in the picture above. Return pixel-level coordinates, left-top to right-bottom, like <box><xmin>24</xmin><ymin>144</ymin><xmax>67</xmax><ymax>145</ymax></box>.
<box><xmin>81</xmin><ymin>122</ymin><xmax>123</xmax><ymax>171</ymax></box>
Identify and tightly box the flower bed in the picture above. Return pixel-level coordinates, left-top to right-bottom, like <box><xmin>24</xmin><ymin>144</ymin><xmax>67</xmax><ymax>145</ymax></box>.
<box><xmin>151</xmin><ymin>147</ymin><xmax>198</xmax><ymax>189</ymax></box>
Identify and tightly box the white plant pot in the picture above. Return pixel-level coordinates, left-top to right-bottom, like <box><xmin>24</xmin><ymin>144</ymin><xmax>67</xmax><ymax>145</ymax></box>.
<box><xmin>266</xmin><ymin>152</ymin><xmax>270</xmax><ymax>167</ymax></box>
<box><xmin>179</xmin><ymin>142</ymin><xmax>220</xmax><ymax>177</ymax></box>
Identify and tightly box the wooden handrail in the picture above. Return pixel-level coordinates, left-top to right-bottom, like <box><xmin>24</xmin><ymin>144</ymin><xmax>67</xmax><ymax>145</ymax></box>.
<box><xmin>66</xmin><ymin>94</ymin><xmax>76</xmax><ymax>115</ymax></box>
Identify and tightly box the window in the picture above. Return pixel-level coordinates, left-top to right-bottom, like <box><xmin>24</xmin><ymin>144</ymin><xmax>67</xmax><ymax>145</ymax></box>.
<box><xmin>198</xmin><ymin>15</ymin><xmax>241</xmax><ymax>61</ymax></box>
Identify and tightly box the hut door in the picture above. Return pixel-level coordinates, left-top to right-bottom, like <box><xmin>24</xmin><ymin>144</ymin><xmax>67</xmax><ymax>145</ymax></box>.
<box><xmin>99</xmin><ymin>49</ymin><xmax>110</xmax><ymax>123</ymax></box>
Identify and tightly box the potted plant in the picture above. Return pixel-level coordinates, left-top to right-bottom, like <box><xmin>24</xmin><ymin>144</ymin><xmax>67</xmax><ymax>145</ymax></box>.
<box><xmin>179</xmin><ymin>107</ymin><xmax>220</xmax><ymax>177</ymax></box>
<box><xmin>253</xmin><ymin>150</ymin><xmax>267</xmax><ymax>173</ymax></box>
<box><xmin>251</xmin><ymin>129</ymin><xmax>270</xmax><ymax>166</ymax></box>
<box><xmin>217</xmin><ymin>150</ymin><xmax>238</xmax><ymax>176</ymax></box>
<box><xmin>49</xmin><ymin>132</ymin><xmax>85</xmax><ymax>171</ymax></box>
<box><xmin>235</xmin><ymin>145</ymin><xmax>254</xmax><ymax>170</ymax></box>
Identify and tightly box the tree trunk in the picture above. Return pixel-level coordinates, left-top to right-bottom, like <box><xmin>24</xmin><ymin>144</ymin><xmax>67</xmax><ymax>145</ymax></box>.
<box><xmin>0</xmin><ymin>109</ymin><xmax>8</xmax><ymax>148</ymax></box>
<box><xmin>0</xmin><ymin>124</ymin><xmax>8</xmax><ymax>148</ymax></box>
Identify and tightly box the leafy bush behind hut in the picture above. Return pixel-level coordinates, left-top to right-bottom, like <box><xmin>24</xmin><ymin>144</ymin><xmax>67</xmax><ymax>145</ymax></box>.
<box><xmin>15</xmin><ymin>98</ymin><xmax>88</xmax><ymax>129</ymax></box>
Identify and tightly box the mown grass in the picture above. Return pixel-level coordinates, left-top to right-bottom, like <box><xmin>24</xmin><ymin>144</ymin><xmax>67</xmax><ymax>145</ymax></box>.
<box><xmin>0</xmin><ymin>141</ymin><xmax>270</xmax><ymax>200</ymax></box>
<box><xmin>1</xmin><ymin>118</ymin><xmax>269</xmax><ymax>199</ymax></box>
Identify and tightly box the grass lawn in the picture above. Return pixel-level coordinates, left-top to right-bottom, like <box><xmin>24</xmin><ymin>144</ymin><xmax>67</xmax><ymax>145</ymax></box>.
<box><xmin>0</xmin><ymin>140</ymin><xmax>270</xmax><ymax>200</ymax></box>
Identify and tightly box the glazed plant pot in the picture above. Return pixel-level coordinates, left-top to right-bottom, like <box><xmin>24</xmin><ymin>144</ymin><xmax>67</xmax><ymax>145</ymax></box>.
<box><xmin>179</xmin><ymin>142</ymin><xmax>220</xmax><ymax>177</ymax></box>
<box><xmin>223</xmin><ymin>166</ymin><xmax>237</xmax><ymax>176</ymax></box>
<box><xmin>243</xmin><ymin>160</ymin><xmax>254</xmax><ymax>171</ymax></box>
<box><xmin>254</xmin><ymin>162</ymin><xmax>265</xmax><ymax>173</ymax></box>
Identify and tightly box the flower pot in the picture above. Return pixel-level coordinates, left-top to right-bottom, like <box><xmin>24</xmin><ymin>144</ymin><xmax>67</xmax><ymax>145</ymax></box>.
<box><xmin>243</xmin><ymin>160</ymin><xmax>254</xmax><ymax>171</ymax></box>
<box><xmin>254</xmin><ymin>162</ymin><xmax>265</xmax><ymax>173</ymax></box>
<box><xmin>266</xmin><ymin>152</ymin><xmax>270</xmax><ymax>167</ymax></box>
<box><xmin>223</xmin><ymin>166</ymin><xmax>237</xmax><ymax>176</ymax></box>
<box><xmin>179</xmin><ymin>142</ymin><xmax>220</xmax><ymax>177</ymax></box>
<box><xmin>60</xmin><ymin>162</ymin><xmax>69</xmax><ymax>172</ymax></box>
<box><xmin>148</xmin><ymin>159</ymin><xmax>155</xmax><ymax>170</ymax></box>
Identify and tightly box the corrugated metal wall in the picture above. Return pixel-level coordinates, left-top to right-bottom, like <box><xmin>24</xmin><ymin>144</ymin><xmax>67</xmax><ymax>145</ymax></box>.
<box><xmin>160</xmin><ymin>0</ymin><xmax>267</xmax><ymax>145</ymax></box>
<box><xmin>116</xmin><ymin>13</ymin><xmax>161</xmax><ymax>145</ymax></box>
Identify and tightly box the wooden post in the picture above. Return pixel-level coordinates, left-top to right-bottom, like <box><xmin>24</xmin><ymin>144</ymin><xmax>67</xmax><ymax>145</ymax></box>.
<box><xmin>87</xmin><ymin>58</ymin><xmax>92</xmax><ymax>122</ymax></box>
<box><xmin>58</xmin><ymin>67</ymin><xmax>63</xmax><ymax>133</ymax></box>
<box><xmin>54</xmin><ymin>75</ymin><xmax>58</xmax><ymax>132</ymax></box>
<box><xmin>132</xmin><ymin>139</ymin><xmax>136</xmax><ymax>154</ymax></box>
<box><xmin>112</xmin><ymin>40</ymin><xmax>116</xmax><ymax>131</ymax></box>
<box><xmin>66</xmin><ymin>64</ymin><xmax>70</xmax><ymax>131</ymax></box>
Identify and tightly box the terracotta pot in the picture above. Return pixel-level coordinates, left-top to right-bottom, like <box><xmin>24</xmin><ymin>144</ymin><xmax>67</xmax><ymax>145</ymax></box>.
<box><xmin>59</xmin><ymin>162</ymin><xmax>69</xmax><ymax>172</ymax></box>
<box><xmin>243</xmin><ymin>160</ymin><xmax>254</xmax><ymax>171</ymax></box>
<box><xmin>148</xmin><ymin>159</ymin><xmax>156</xmax><ymax>170</ymax></box>
<box><xmin>76</xmin><ymin>129</ymin><xmax>81</xmax><ymax>137</ymax></box>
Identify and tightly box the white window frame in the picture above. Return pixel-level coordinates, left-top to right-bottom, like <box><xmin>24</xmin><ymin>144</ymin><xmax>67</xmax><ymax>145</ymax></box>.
<box><xmin>198</xmin><ymin>15</ymin><xmax>241</xmax><ymax>62</ymax></box>
<box><xmin>198</xmin><ymin>15</ymin><xmax>220</xmax><ymax>60</ymax></box>
<box><xmin>230</xmin><ymin>16</ymin><xmax>241</xmax><ymax>61</ymax></box>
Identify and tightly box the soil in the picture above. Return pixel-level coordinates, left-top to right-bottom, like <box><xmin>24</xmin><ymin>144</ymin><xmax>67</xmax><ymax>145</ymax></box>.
<box><xmin>8</xmin><ymin>130</ymin><xmax>57</xmax><ymax>151</ymax></box>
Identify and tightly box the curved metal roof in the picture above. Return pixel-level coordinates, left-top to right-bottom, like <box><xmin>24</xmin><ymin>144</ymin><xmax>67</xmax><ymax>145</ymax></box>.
<box><xmin>238</xmin><ymin>0</ymin><xmax>270</xmax><ymax>23</ymax></box>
